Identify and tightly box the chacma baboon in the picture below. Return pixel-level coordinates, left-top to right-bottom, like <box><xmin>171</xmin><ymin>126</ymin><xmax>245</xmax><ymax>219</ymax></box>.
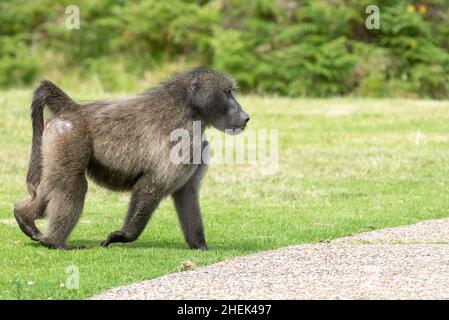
<box><xmin>14</xmin><ymin>67</ymin><xmax>250</xmax><ymax>250</ymax></box>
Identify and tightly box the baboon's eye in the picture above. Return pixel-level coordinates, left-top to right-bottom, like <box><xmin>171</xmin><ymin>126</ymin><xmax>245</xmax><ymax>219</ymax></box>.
<box><xmin>225</xmin><ymin>87</ymin><xmax>236</xmax><ymax>95</ymax></box>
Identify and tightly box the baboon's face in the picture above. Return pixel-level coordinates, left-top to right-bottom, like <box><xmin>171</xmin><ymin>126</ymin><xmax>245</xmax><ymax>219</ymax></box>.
<box><xmin>191</xmin><ymin>72</ymin><xmax>250</xmax><ymax>134</ymax></box>
<box><xmin>213</xmin><ymin>89</ymin><xmax>250</xmax><ymax>134</ymax></box>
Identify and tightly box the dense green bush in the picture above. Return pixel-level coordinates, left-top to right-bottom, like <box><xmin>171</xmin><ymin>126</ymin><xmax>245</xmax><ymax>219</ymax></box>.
<box><xmin>1</xmin><ymin>0</ymin><xmax>448</xmax><ymax>98</ymax></box>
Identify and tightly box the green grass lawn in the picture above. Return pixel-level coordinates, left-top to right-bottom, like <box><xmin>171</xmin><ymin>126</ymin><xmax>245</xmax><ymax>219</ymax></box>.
<box><xmin>1</xmin><ymin>90</ymin><xmax>449</xmax><ymax>299</ymax></box>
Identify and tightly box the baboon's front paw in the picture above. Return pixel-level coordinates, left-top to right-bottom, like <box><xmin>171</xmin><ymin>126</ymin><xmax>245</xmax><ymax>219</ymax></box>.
<box><xmin>101</xmin><ymin>230</ymin><xmax>130</xmax><ymax>247</ymax></box>
<box><xmin>188</xmin><ymin>242</ymin><xmax>208</xmax><ymax>251</ymax></box>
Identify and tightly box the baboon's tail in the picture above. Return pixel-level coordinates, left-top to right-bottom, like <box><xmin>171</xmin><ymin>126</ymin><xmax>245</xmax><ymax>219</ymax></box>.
<box><xmin>26</xmin><ymin>80</ymin><xmax>77</xmax><ymax>198</ymax></box>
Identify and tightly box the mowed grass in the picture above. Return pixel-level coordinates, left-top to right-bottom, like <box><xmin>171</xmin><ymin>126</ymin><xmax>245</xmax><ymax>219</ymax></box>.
<box><xmin>1</xmin><ymin>90</ymin><xmax>449</xmax><ymax>299</ymax></box>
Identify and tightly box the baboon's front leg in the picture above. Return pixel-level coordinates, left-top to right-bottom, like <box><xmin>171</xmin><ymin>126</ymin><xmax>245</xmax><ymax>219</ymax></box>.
<box><xmin>172</xmin><ymin>162</ymin><xmax>208</xmax><ymax>250</ymax></box>
<box><xmin>101</xmin><ymin>177</ymin><xmax>161</xmax><ymax>247</ymax></box>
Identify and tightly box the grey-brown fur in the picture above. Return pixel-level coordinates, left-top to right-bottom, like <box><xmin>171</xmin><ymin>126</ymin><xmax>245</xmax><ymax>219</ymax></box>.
<box><xmin>14</xmin><ymin>67</ymin><xmax>250</xmax><ymax>250</ymax></box>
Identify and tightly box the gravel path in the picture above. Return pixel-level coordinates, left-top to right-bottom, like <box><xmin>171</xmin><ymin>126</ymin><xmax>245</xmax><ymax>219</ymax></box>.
<box><xmin>91</xmin><ymin>218</ymin><xmax>449</xmax><ymax>300</ymax></box>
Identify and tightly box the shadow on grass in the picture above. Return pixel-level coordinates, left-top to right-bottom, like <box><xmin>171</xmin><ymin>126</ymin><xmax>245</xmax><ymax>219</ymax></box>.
<box><xmin>24</xmin><ymin>239</ymin><xmax>259</xmax><ymax>251</ymax></box>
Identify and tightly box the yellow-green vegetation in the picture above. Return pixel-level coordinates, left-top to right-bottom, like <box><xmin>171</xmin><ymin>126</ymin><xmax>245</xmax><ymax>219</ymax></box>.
<box><xmin>1</xmin><ymin>91</ymin><xmax>449</xmax><ymax>299</ymax></box>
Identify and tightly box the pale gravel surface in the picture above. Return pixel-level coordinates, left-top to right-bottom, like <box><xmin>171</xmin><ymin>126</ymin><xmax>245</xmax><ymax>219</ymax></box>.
<box><xmin>334</xmin><ymin>218</ymin><xmax>449</xmax><ymax>244</ymax></box>
<box><xmin>91</xmin><ymin>218</ymin><xmax>449</xmax><ymax>300</ymax></box>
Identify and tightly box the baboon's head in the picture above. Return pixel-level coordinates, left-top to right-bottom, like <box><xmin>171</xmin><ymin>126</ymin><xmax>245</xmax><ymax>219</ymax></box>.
<box><xmin>187</xmin><ymin>68</ymin><xmax>250</xmax><ymax>134</ymax></box>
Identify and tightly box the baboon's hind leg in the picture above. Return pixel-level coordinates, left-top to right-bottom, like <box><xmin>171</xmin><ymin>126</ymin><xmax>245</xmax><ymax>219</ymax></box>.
<box><xmin>39</xmin><ymin>175</ymin><xmax>87</xmax><ymax>250</ymax></box>
<box><xmin>37</xmin><ymin>116</ymin><xmax>91</xmax><ymax>250</ymax></box>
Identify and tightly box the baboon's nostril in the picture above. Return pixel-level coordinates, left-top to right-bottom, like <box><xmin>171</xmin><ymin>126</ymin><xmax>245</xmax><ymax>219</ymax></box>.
<box><xmin>245</xmin><ymin>117</ymin><xmax>250</xmax><ymax>123</ymax></box>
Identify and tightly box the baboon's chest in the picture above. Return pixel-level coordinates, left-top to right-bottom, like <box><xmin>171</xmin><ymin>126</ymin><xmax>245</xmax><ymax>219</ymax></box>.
<box><xmin>167</xmin><ymin>164</ymin><xmax>199</xmax><ymax>193</ymax></box>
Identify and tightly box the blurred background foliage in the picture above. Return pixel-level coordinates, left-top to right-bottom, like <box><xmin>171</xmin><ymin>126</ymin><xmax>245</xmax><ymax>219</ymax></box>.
<box><xmin>1</xmin><ymin>0</ymin><xmax>448</xmax><ymax>98</ymax></box>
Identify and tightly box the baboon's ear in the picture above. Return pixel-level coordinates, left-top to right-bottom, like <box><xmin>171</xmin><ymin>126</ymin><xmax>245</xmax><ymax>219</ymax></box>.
<box><xmin>191</xmin><ymin>78</ymin><xmax>200</xmax><ymax>92</ymax></box>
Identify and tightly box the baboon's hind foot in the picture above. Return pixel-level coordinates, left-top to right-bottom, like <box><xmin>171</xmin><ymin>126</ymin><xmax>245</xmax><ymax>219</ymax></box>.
<box><xmin>13</xmin><ymin>206</ymin><xmax>42</xmax><ymax>241</ymax></box>
<box><xmin>39</xmin><ymin>238</ymin><xmax>86</xmax><ymax>250</ymax></box>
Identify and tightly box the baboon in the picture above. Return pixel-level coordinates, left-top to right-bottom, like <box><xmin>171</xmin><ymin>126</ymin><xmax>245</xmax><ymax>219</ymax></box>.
<box><xmin>14</xmin><ymin>67</ymin><xmax>250</xmax><ymax>250</ymax></box>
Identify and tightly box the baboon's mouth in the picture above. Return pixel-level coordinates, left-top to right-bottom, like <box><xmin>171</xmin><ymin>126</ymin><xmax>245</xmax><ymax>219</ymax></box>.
<box><xmin>225</xmin><ymin>126</ymin><xmax>246</xmax><ymax>134</ymax></box>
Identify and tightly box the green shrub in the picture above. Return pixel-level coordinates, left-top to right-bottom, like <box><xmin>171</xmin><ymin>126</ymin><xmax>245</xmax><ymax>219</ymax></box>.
<box><xmin>0</xmin><ymin>36</ymin><xmax>39</xmax><ymax>87</ymax></box>
<box><xmin>0</xmin><ymin>0</ymin><xmax>448</xmax><ymax>98</ymax></box>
